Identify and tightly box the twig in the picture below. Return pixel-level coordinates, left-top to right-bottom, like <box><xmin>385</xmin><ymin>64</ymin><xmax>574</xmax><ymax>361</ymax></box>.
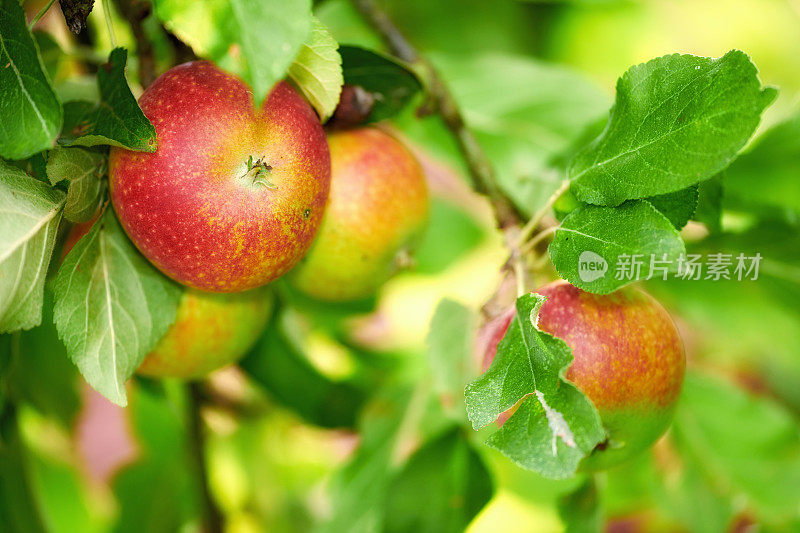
<box><xmin>186</xmin><ymin>382</ymin><xmax>224</xmax><ymax>533</ymax></box>
<box><xmin>351</xmin><ymin>0</ymin><xmax>522</xmax><ymax>231</ymax></box>
<box><xmin>515</xmin><ymin>179</ymin><xmax>570</xmax><ymax>248</ymax></box>
<box><xmin>102</xmin><ymin>0</ymin><xmax>117</xmax><ymax>48</ymax></box>
<box><xmin>29</xmin><ymin>0</ymin><xmax>57</xmax><ymax>28</ymax></box>
<box><xmin>112</xmin><ymin>0</ymin><xmax>156</xmax><ymax>86</ymax></box>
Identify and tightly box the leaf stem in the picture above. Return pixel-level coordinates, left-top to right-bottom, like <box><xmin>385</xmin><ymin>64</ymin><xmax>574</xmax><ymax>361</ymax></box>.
<box><xmin>29</xmin><ymin>0</ymin><xmax>58</xmax><ymax>28</ymax></box>
<box><xmin>515</xmin><ymin>180</ymin><xmax>570</xmax><ymax>248</ymax></box>
<box><xmin>186</xmin><ymin>382</ymin><xmax>224</xmax><ymax>533</ymax></box>
<box><xmin>102</xmin><ymin>0</ymin><xmax>117</xmax><ymax>48</ymax></box>
<box><xmin>520</xmin><ymin>226</ymin><xmax>558</xmax><ymax>256</ymax></box>
<box><xmin>350</xmin><ymin>0</ymin><xmax>522</xmax><ymax>231</ymax></box>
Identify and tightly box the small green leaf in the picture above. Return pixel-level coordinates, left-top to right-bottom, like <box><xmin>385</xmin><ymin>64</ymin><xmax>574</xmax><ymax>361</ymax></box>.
<box><xmin>340</xmin><ymin>46</ymin><xmax>423</xmax><ymax>122</ymax></box>
<box><xmin>60</xmin><ymin>48</ymin><xmax>157</xmax><ymax>152</ymax></box>
<box><xmin>569</xmin><ymin>50</ymin><xmax>776</xmax><ymax>206</ymax></box>
<box><xmin>645</xmin><ymin>185</ymin><xmax>699</xmax><ymax>230</ymax></box>
<box><xmin>383</xmin><ymin>428</ymin><xmax>493</xmax><ymax>533</ymax></box>
<box><xmin>154</xmin><ymin>0</ymin><xmax>312</xmax><ymax>106</ymax></box>
<box><xmin>53</xmin><ymin>209</ymin><xmax>181</xmax><ymax>406</ymax></box>
<box><xmin>0</xmin><ymin>161</ymin><xmax>65</xmax><ymax>333</ymax></box>
<box><xmin>287</xmin><ymin>17</ymin><xmax>342</xmax><ymax>121</ymax></box>
<box><xmin>0</xmin><ymin>0</ymin><xmax>63</xmax><ymax>159</ymax></box>
<box><xmin>548</xmin><ymin>200</ymin><xmax>686</xmax><ymax>294</ymax></box>
<box><xmin>46</xmin><ymin>146</ymin><xmax>106</xmax><ymax>222</ymax></box>
<box><xmin>465</xmin><ymin>294</ymin><xmax>605</xmax><ymax>479</ymax></box>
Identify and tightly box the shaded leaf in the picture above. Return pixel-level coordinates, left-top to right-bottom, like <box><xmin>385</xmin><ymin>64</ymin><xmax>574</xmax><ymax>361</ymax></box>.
<box><xmin>60</xmin><ymin>48</ymin><xmax>157</xmax><ymax>152</ymax></box>
<box><xmin>569</xmin><ymin>51</ymin><xmax>775</xmax><ymax>206</ymax></box>
<box><xmin>645</xmin><ymin>185</ymin><xmax>699</xmax><ymax>230</ymax></box>
<box><xmin>549</xmin><ymin>200</ymin><xmax>685</xmax><ymax>294</ymax></box>
<box><xmin>287</xmin><ymin>17</ymin><xmax>342</xmax><ymax>121</ymax></box>
<box><xmin>0</xmin><ymin>0</ymin><xmax>62</xmax><ymax>159</ymax></box>
<box><xmin>53</xmin><ymin>209</ymin><xmax>181</xmax><ymax>406</ymax></box>
<box><xmin>339</xmin><ymin>46</ymin><xmax>423</xmax><ymax>122</ymax></box>
<box><xmin>0</xmin><ymin>161</ymin><xmax>65</xmax><ymax>333</ymax></box>
<box><xmin>465</xmin><ymin>294</ymin><xmax>605</xmax><ymax>479</ymax></box>
<box><xmin>46</xmin><ymin>146</ymin><xmax>106</xmax><ymax>222</ymax></box>
<box><xmin>383</xmin><ymin>428</ymin><xmax>493</xmax><ymax>533</ymax></box>
<box><xmin>558</xmin><ymin>477</ymin><xmax>603</xmax><ymax>533</ymax></box>
<box><xmin>694</xmin><ymin>174</ymin><xmax>723</xmax><ymax>232</ymax></box>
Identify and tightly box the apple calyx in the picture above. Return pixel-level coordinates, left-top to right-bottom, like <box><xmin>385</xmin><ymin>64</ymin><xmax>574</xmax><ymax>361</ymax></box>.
<box><xmin>242</xmin><ymin>155</ymin><xmax>276</xmax><ymax>189</ymax></box>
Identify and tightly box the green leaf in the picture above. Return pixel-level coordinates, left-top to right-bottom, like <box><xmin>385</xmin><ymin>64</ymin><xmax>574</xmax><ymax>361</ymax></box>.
<box><xmin>557</xmin><ymin>477</ymin><xmax>603</xmax><ymax>533</ymax></box>
<box><xmin>60</xmin><ymin>48</ymin><xmax>157</xmax><ymax>152</ymax></box>
<box><xmin>46</xmin><ymin>146</ymin><xmax>106</xmax><ymax>222</ymax></box>
<box><xmin>339</xmin><ymin>46</ymin><xmax>423</xmax><ymax>122</ymax></box>
<box><xmin>4</xmin><ymin>292</ymin><xmax>80</xmax><ymax>427</ymax></box>
<box><xmin>724</xmin><ymin>114</ymin><xmax>800</xmax><ymax>220</ymax></box>
<box><xmin>0</xmin><ymin>0</ymin><xmax>62</xmax><ymax>159</ymax></box>
<box><xmin>672</xmin><ymin>372</ymin><xmax>800</xmax><ymax>519</ymax></box>
<box><xmin>569</xmin><ymin>50</ymin><xmax>776</xmax><ymax>206</ymax></box>
<box><xmin>33</xmin><ymin>31</ymin><xmax>62</xmax><ymax>81</ymax></box>
<box><xmin>383</xmin><ymin>428</ymin><xmax>493</xmax><ymax>533</ymax></box>
<box><xmin>240</xmin><ymin>311</ymin><xmax>365</xmax><ymax>428</ymax></box>
<box><xmin>464</xmin><ymin>294</ymin><xmax>605</xmax><ymax>479</ymax></box>
<box><xmin>154</xmin><ymin>0</ymin><xmax>312</xmax><ymax>105</ymax></box>
<box><xmin>426</xmin><ymin>299</ymin><xmax>476</xmax><ymax>419</ymax></box>
<box><xmin>548</xmin><ymin>200</ymin><xmax>686</xmax><ymax>294</ymax></box>
<box><xmin>53</xmin><ymin>209</ymin><xmax>181</xmax><ymax>406</ymax></box>
<box><xmin>693</xmin><ymin>174</ymin><xmax>723</xmax><ymax>232</ymax></box>
<box><xmin>287</xmin><ymin>17</ymin><xmax>342</xmax><ymax>122</ymax></box>
<box><xmin>0</xmin><ymin>161</ymin><xmax>65</xmax><ymax>333</ymax></box>
<box><xmin>644</xmin><ymin>184</ymin><xmax>699</xmax><ymax>230</ymax></box>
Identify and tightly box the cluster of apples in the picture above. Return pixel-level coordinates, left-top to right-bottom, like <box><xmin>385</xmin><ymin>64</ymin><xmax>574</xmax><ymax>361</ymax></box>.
<box><xmin>66</xmin><ymin>61</ymin><xmax>429</xmax><ymax>378</ymax></box>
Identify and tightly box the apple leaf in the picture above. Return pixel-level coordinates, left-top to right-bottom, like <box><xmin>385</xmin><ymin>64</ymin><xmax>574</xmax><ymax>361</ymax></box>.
<box><xmin>672</xmin><ymin>372</ymin><xmax>800</xmax><ymax>519</ymax></box>
<box><xmin>154</xmin><ymin>0</ymin><xmax>312</xmax><ymax>106</ymax></box>
<box><xmin>53</xmin><ymin>209</ymin><xmax>181</xmax><ymax>406</ymax></box>
<box><xmin>723</xmin><ymin>114</ymin><xmax>800</xmax><ymax>220</ymax></box>
<box><xmin>693</xmin><ymin>174</ymin><xmax>723</xmax><ymax>232</ymax></box>
<box><xmin>287</xmin><ymin>17</ymin><xmax>342</xmax><ymax>122</ymax></box>
<box><xmin>569</xmin><ymin>50</ymin><xmax>776</xmax><ymax>206</ymax></box>
<box><xmin>644</xmin><ymin>184</ymin><xmax>699</xmax><ymax>230</ymax></box>
<box><xmin>426</xmin><ymin>299</ymin><xmax>477</xmax><ymax>420</ymax></box>
<box><xmin>339</xmin><ymin>46</ymin><xmax>423</xmax><ymax>122</ymax></box>
<box><xmin>383</xmin><ymin>428</ymin><xmax>493</xmax><ymax>533</ymax></box>
<box><xmin>59</xmin><ymin>48</ymin><xmax>157</xmax><ymax>152</ymax></box>
<box><xmin>548</xmin><ymin>200</ymin><xmax>686</xmax><ymax>294</ymax></box>
<box><xmin>46</xmin><ymin>146</ymin><xmax>107</xmax><ymax>223</ymax></box>
<box><xmin>464</xmin><ymin>293</ymin><xmax>605</xmax><ymax>479</ymax></box>
<box><xmin>0</xmin><ymin>161</ymin><xmax>65</xmax><ymax>333</ymax></box>
<box><xmin>0</xmin><ymin>0</ymin><xmax>63</xmax><ymax>160</ymax></box>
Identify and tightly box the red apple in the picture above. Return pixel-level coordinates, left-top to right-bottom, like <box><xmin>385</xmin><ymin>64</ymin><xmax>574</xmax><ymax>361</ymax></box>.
<box><xmin>481</xmin><ymin>280</ymin><xmax>685</xmax><ymax>470</ymax></box>
<box><xmin>289</xmin><ymin>127</ymin><xmax>429</xmax><ymax>301</ymax></box>
<box><xmin>109</xmin><ymin>61</ymin><xmax>330</xmax><ymax>292</ymax></box>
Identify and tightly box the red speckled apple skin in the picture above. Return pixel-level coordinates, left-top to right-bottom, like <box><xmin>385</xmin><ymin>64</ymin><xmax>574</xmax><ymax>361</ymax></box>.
<box><xmin>109</xmin><ymin>61</ymin><xmax>330</xmax><ymax>292</ymax></box>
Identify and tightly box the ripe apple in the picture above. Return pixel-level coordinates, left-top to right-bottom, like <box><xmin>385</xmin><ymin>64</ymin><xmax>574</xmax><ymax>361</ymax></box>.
<box><xmin>481</xmin><ymin>280</ymin><xmax>685</xmax><ymax>470</ymax></box>
<box><xmin>137</xmin><ymin>287</ymin><xmax>271</xmax><ymax>379</ymax></box>
<box><xmin>109</xmin><ymin>61</ymin><xmax>331</xmax><ymax>292</ymax></box>
<box><xmin>63</xmin><ymin>221</ymin><xmax>271</xmax><ymax>378</ymax></box>
<box><xmin>289</xmin><ymin>127</ymin><xmax>429</xmax><ymax>301</ymax></box>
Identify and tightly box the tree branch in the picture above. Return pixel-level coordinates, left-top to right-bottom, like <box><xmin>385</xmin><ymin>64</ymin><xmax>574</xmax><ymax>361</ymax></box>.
<box><xmin>351</xmin><ymin>0</ymin><xmax>522</xmax><ymax>231</ymax></box>
<box><xmin>112</xmin><ymin>0</ymin><xmax>156</xmax><ymax>86</ymax></box>
<box><xmin>186</xmin><ymin>382</ymin><xmax>224</xmax><ymax>533</ymax></box>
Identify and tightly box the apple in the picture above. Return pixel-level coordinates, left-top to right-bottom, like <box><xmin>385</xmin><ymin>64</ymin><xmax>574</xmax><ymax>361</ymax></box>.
<box><xmin>63</xmin><ymin>220</ymin><xmax>271</xmax><ymax>378</ymax></box>
<box><xmin>109</xmin><ymin>61</ymin><xmax>330</xmax><ymax>292</ymax></box>
<box><xmin>137</xmin><ymin>287</ymin><xmax>271</xmax><ymax>379</ymax></box>
<box><xmin>289</xmin><ymin>127</ymin><xmax>429</xmax><ymax>301</ymax></box>
<box><xmin>481</xmin><ymin>280</ymin><xmax>685</xmax><ymax>470</ymax></box>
